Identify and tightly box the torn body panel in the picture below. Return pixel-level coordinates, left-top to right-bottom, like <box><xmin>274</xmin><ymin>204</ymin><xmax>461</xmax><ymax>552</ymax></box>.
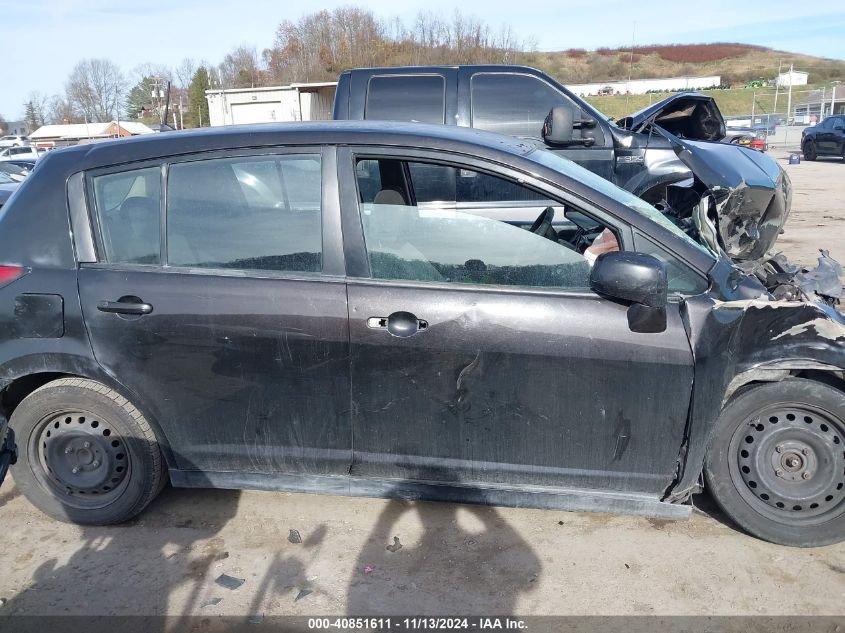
<box><xmin>666</xmin><ymin>285</ymin><xmax>845</xmax><ymax>501</ymax></box>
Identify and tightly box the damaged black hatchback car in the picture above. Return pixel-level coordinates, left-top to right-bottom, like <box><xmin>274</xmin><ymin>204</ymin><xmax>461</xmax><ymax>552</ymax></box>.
<box><xmin>1</xmin><ymin>122</ymin><xmax>844</xmax><ymax>547</ymax></box>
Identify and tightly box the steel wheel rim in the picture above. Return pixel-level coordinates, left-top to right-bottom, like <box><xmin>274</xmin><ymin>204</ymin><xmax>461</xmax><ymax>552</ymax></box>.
<box><xmin>28</xmin><ymin>409</ymin><xmax>131</xmax><ymax>509</ymax></box>
<box><xmin>728</xmin><ymin>402</ymin><xmax>845</xmax><ymax>525</ymax></box>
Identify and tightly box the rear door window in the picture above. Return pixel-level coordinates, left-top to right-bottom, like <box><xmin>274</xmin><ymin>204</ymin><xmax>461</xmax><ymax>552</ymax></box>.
<box><xmin>166</xmin><ymin>154</ymin><xmax>322</xmax><ymax>273</ymax></box>
<box><xmin>365</xmin><ymin>75</ymin><xmax>445</xmax><ymax>124</ymax></box>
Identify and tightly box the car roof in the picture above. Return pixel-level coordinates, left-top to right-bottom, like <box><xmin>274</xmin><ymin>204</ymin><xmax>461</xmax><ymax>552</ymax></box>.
<box><xmin>47</xmin><ymin>121</ymin><xmax>538</xmax><ymax>171</ymax></box>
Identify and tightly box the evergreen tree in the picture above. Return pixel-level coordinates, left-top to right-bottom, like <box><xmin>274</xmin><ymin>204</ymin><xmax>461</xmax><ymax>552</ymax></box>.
<box><xmin>23</xmin><ymin>100</ymin><xmax>45</xmax><ymax>131</ymax></box>
<box><xmin>124</xmin><ymin>76</ymin><xmax>157</xmax><ymax>120</ymax></box>
<box><xmin>186</xmin><ymin>67</ymin><xmax>210</xmax><ymax>128</ymax></box>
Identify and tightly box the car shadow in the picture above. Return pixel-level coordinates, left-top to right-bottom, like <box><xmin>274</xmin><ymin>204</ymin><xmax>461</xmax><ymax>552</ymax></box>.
<box><xmin>345</xmin><ymin>472</ymin><xmax>543</xmax><ymax>615</ymax></box>
<box><xmin>1</xmin><ymin>444</ymin><xmax>241</xmax><ymax>631</ymax></box>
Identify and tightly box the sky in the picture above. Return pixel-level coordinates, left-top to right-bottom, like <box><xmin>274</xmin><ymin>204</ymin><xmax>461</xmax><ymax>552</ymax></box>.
<box><xmin>1</xmin><ymin>0</ymin><xmax>844</xmax><ymax>120</ymax></box>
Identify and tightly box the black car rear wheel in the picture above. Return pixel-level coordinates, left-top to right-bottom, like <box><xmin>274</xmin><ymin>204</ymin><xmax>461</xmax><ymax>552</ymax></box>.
<box><xmin>802</xmin><ymin>140</ymin><xmax>817</xmax><ymax>161</ymax></box>
<box><xmin>705</xmin><ymin>378</ymin><xmax>845</xmax><ymax>546</ymax></box>
<box><xmin>9</xmin><ymin>378</ymin><xmax>166</xmax><ymax>524</ymax></box>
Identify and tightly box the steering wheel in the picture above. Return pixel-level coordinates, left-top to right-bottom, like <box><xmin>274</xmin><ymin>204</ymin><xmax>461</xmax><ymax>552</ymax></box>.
<box><xmin>530</xmin><ymin>206</ymin><xmax>556</xmax><ymax>240</ymax></box>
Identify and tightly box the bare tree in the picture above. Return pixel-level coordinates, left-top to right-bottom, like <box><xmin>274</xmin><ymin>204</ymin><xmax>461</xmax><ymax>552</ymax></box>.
<box><xmin>175</xmin><ymin>58</ymin><xmax>197</xmax><ymax>90</ymax></box>
<box><xmin>47</xmin><ymin>94</ymin><xmax>81</xmax><ymax>125</ymax></box>
<box><xmin>66</xmin><ymin>58</ymin><xmax>127</xmax><ymax>122</ymax></box>
<box><xmin>218</xmin><ymin>46</ymin><xmax>262</xmax><ymax>88</ymax></box>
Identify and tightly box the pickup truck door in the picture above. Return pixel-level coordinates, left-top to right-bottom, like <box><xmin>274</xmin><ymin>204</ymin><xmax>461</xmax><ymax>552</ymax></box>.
<box><xmin>458</xmin><ymin>68</ymin><xmax>615</xmax><ymax>182</ymax></box>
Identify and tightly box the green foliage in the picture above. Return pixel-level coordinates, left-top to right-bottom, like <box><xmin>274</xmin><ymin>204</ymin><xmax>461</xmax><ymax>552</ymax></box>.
<box><xmin>186</xmin><ymin>67</ymin><xmax>210</xmax><ymax>128</ymax></box>
<box><xmin>23</xmin><ymin>101</ymin><xmax>45</xmax><ymax>130</ymax></box>
<box><xmin>125</xmin><ymin>76</ymin><xmax>157</xmax><ymax>119</ymax></box>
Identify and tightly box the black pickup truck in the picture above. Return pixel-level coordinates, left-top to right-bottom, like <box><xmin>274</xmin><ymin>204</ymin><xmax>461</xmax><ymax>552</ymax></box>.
<box><xmin>334</xmin><ymin>66</ymin><xmax>725</xmax><ymax>202</ymax></box>
<box><xmin>333</xmin><ymin>65</ymin><xmax>841</xmax><ymax>302</ymax></box>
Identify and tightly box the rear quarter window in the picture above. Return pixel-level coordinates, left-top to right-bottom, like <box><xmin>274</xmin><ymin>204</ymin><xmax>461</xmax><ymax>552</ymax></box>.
<box><xmin>92</xmin><ymin>167</ymin><xmax>162</xmax><ymax>265</ymax></box>
<box><xmin>365</xmin><ymin>75</ymin><xmax>445</xmax><ymax>124</ymax></box>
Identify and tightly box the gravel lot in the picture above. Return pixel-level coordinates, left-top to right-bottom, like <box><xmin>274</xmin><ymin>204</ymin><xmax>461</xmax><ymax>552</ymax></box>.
<box><xmin>1</xmin><ymin>149</ymin><xmax>844</xmax><ymax>618</ymax></box>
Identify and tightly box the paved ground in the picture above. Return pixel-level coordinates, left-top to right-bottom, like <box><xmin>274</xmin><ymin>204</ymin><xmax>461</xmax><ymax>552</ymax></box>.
<box><xmin>1</xmin><ymin>149</ymin><xmax>844</xmax><ymax>618</ymax></box>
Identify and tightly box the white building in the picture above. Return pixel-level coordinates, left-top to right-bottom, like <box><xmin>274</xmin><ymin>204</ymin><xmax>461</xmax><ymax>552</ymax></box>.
<box><xmin>566</xmin><ymin>75</ymin><xmax>721</xmax><ymax>97</ymax></box>
<box><xmin>776</xmin><ymin>70</ymin><xmax>809</xmax><ymax>87</ymax></box>
<box><xmin>206</xmin><ymin>82</ymin><xmax>337</xmax><ymax>127</ymax></box>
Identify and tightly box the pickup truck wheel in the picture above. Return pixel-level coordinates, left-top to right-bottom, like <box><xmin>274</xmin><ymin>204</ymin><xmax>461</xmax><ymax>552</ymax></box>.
<box><xmin>705</xmin><ymin>378</ymin><xmax>845</xmax><ymax>546</ymax></box>
<box><xmin>9</xmin><ymin>378</ymin><xmax>166</xmax><ymax>525</ymax></box>
<box><xmin>802</xmin><ymin>140</ymin><xmax>817</xmax><ymax>161</ymax></box>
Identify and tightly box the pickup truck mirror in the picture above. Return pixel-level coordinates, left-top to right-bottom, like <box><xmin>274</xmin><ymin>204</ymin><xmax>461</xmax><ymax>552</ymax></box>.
<box><xmin>543</xmin><ymin>106</ymin><xmax>574</xmax><ymax>144</ymax></box>
<box><xmin>589</xmin><ymin>251</ymin><xmax>668</xmax><ymax>333</ymax></box>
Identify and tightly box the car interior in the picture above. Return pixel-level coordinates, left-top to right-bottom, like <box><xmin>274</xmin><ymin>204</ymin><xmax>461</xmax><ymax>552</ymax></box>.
<box><xmin>355</xmin><ymin>157</ymin><xmax>620</xmax><ymax>259</ymax></box>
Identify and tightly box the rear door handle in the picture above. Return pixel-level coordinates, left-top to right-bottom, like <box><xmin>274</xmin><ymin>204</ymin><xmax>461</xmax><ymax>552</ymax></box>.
<box><xmin>367</xmin><ymin>311</ymin><xmax>428</xmax><ymax>338</ymax></box>
<box><xmin>97</xmin><ymin>297</ymin><xmax>153</xmax><ymax>315</ymax></box>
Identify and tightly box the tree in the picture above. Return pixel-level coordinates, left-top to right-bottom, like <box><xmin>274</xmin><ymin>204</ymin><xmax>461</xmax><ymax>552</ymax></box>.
<box><xmin>0</xmin><ymin>114</ymin><xmax>6</xmax><ymax>135</ymax></box>
<box><xmin>186</xmin><ymin>67</ymin><xmax>210</xmax><ymax>128</ymax></box>
<box><xmin>47</xmin><ymin>94</ymin><xmax>81</xmax><ymax>125</ymax></box>
<box><xmin>124</xmin><ymin>76</ymin><xmax>158</xmax><ymax>120</ymax></box>
<box><xmin>65</xmin><ymin>58</ymin><xmax>127</xmax><ymax>122</ymax></box>
<box><xmin>23</xmin><ymin>92</ymin><xmax>47</xmax><ymax>131</ymax></box>
<box><xmin>218</xmin><ymin>46</ymin><xmax>262</xmax><ymax>88</ymax></box>
<box><xmin>175</xmin><ymin>58</ymin><xmax>197</xmax><ymax>90</ymax></box>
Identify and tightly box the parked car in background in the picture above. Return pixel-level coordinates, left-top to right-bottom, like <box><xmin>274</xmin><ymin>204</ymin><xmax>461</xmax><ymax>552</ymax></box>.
<box><xmin>0</xmin><ymin>171</ymin><xmax>20</xmax><ymax>208</ymax></box>
<box><xmin>0</xmin><ymin>146</ymin><xmax>42</xmax><ymax>161</ymax></box>
<box><xmin>724</xmin><ymin>126</ymin><xmax>767</xmax><ymax>151</ymax></box>
<box><xmin>802</xmin><ymin>115</ymin><xmax>845</xmax><ymax>161</ymax></box>
<box><xmin>0</xmin><ymin>123</ymin><xmax>844</xmax><ymax>547</ymax></box>
<box><xmin>0</xmin><ymin>162</ymin><xmax>30</xmax><ymax>182</ymax></box>
<box><xmin>3</xmin><ymin>158</ymin><xmax>37</xmax><ymax>174</ymax></box>
<box><xmin>0</xmin><ymin>135</ymin><xmax>29</xmax><ymax>148</ymax></box>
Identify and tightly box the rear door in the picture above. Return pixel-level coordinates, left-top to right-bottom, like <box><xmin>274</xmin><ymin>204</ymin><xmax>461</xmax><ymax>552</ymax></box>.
<box><xmin>78</xmin><ymin>147</ymin><xmax>352</xmax><ymax>476</ymax></box>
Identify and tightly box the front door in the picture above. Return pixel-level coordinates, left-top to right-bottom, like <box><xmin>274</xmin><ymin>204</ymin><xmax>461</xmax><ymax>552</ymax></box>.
<box><xmin>78</xmin><ymin>148</ymin><xmax>352</xmax><ymax>476</ymax></box>
<box><xmin>340</xmin><ymin>150</ymin><xmax>695</xmax><ymax>495</ymax></box>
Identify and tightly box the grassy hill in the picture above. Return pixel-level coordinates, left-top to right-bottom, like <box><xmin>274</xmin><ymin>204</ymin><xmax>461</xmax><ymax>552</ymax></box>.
<box><xmin>510</xmin><ymin>43</ymin><xmax>845</xmax><ymax>118</ymax></box>
<box><xmin>520</xmin><ymin>43</ymin><xmax>845</xmax><ymax>87</ymax></box>
<box><xmin>584</xmin><ymin>86</ymin><xmax>798</xmax><ymax>119</ymax></box>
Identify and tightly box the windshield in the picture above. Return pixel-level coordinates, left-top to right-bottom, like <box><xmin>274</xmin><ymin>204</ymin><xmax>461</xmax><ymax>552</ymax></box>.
<box><xmin>0</xmin><ymin>172</ymin><xmax>16</xmax><ymax>184</ymax></box>
<box><xmin>526</xmin><ymin>147</ymin><xmax>713</xmax><ymax>257</ymax></box>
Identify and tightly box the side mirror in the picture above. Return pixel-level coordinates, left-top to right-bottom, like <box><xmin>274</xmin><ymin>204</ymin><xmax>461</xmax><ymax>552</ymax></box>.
<box><xmin>543</xmin><ymin>106</ymin><xmax>574</xmax><ymax>145</ymax></box>
<box><xmin>590</xmin><ymin>252</ymin><xmax>668</xmax><ymax>333</ymax></box>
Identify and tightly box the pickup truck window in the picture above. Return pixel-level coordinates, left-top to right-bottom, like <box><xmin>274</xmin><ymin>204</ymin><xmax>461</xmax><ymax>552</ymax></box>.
<box><xmin>471</xmin><ymin>73</ymin><xmax>572</xmax><ymax>139</ymax></box>
<box><xmin>365</xmin><ymin>75</ymin><xmax>445</xmax><ymax>124</ymax></box>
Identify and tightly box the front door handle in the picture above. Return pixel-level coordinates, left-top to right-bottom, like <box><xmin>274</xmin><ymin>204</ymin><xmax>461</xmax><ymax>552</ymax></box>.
<box><xmin>367</xmin><ymin>311</ymin><xmax>428</xmax><ymax>338</ymax></box>
<box><xmin>97</xmin><ymin>296</ymin><xmax>153</xmax><ymax>316</ymax></box>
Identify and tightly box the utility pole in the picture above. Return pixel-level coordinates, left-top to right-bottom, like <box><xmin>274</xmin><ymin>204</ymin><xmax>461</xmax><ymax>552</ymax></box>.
<box><xmin>751</xmin><ymin>90</ymin><xmax>756</xmax><ymax>123</ymax></box>
<box><xmin>773</xmin><ymin>61</ymin><xmax>782</xmax><ymax>122</ymax></box>
<box><xmin>785</xmin><ymin>63</ymin><xmax>794</xmax><ymax>146</ymax></box>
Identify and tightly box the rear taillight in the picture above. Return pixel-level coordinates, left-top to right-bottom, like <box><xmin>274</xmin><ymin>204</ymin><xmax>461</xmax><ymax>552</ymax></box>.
<box><xmin>0</xmin><ymin>265</ymin><xmax>27</xmax><ymax>287</ymax></box>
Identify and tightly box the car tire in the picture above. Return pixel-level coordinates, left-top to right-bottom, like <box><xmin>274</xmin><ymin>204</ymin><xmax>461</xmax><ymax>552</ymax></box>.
<box><xmin>9</xmin><ymin>377</ymin><xmax>167</xmax><ymax>525</ymax></box>
<box><xmin>705</xmin><ymin>378</ymin><xmax>845</xmax><ymax>546</ymax></box>
<box><xmin>802</xmin><ymin>140</ymin><xmax>817</xmax><ymax>161</ymax></box>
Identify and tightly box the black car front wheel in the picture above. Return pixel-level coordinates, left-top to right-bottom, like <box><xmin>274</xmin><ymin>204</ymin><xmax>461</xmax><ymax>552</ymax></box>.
<box><xmin>802</xmin><ymin>140</ymin><xmax>817</xmax><ymax>161</ymax></box>
<box><xmin>9</xmin><ymin>377</ymin><xmax>166</xmax><ymax>525</ymax></box>
<box><xmin>705</xmin><ymin>378</ymin><xmax>845</xmax><ymax>546</ymax></box>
